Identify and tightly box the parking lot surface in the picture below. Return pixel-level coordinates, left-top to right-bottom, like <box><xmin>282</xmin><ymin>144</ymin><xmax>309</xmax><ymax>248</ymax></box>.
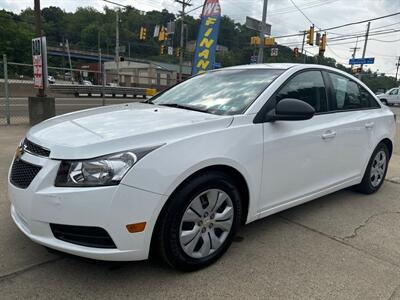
<box><xmin>0</xmin><ymin>107</ymin><xmax>399</xmax><ymax>299</ymax></box>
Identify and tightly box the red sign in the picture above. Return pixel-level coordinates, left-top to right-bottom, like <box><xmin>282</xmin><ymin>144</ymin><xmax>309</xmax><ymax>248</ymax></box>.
<box><xmin>33</xmin><ymin>55</ymin><xmax>43</xmax><ymax>88</ymax></box>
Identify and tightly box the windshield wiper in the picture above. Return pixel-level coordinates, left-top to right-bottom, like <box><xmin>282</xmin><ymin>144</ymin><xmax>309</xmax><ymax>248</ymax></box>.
<box><xmin>158</xmin><ymin>103</ymin><xmax>210</xmax><ymax>113</ymax></box>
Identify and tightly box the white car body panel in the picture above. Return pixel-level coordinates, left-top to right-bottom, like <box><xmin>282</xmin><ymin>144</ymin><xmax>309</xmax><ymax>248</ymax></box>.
<box><xmin>8</xmin><ymin>64</ymin><xmax>396</xmax><ymax>261</ymax></box>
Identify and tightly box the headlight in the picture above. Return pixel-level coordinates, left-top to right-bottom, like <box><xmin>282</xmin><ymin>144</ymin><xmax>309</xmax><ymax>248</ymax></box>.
<box><xmin>55</xmin><ymin>146</ymin><xmax>160</xmax><ymax>187</ymax></box>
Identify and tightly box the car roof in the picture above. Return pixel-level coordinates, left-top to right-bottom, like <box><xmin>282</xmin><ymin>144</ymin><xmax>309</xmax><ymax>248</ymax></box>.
<box><xmin>222</xmin><ymin>63</ymin><xmax>347</xmax><ymax>73</ymax></box>
<box><xmin>224</xmin><ymin>63</ymin><xmax>298</xmax><ymax>70</ymax></box>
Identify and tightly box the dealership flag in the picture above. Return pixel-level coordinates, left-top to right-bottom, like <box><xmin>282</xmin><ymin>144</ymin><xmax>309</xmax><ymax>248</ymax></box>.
<box><xmin>191</xmin><ymin>0</ymin><xmax>221</xmax><ymax>75</ymax></box>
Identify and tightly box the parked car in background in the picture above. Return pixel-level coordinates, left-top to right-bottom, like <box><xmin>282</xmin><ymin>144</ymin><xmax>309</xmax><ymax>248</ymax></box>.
<box><xmin>8</xmin><ymin>64</ymin><xmax>396</xmax><ymax>271</ymax></box>
<box><xmin>82</xmin><ymin>80</ymin><xmax>93</xmax><ymax>86</ymax></box>
<box><xmin>377</xmin><ymin>87</ymin><xmax>400</xmax><ymax>105</ymax></box>
<box><xmin>48</xmin><ymin>76</ymin><xmax>56</xmax><ymax>84</ymax></box>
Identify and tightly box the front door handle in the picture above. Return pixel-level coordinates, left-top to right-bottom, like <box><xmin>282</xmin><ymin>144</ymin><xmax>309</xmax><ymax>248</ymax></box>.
<box><xmin>322</xmin><ymin>130</ymin><xmax>336</xmax><ymax>140</ymax></box>
<box><xmin>365</xmin><ymin>122</ymin><xmax>375</xmax><ymax>129</ymax></box>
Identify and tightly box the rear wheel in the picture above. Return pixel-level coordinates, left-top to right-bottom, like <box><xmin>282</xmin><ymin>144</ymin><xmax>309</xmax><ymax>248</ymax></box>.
<box><xmin>355</xmin><ymin>143</ymin><xmax>389</xmax><ymax>194</ymax></box>
<box><xmin>154</xmin><ymin>172</ymin><xmax>242</xmax><ymax>271</ymax></box>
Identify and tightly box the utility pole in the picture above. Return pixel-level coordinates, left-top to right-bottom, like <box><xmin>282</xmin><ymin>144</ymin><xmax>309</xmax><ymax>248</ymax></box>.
<box><xmin>99</xmin><ymin>49</ymin><xmax>102</xmax><ymax>85</ymax></box>
<box><xmin>115</xmin><ymin>10</ymin><xmax>120</xmax><ymax>85</ymax></box>
<box><xmin>66</xmin><ymin>39</ymin><xmax>73</xmax><ymax>83</ymax></box>
<box><xmin>31</xmin><ymin>0</ymin><xmax>55</xmax><ymax>125</ymax></box>
<box><xmin>395</xmin><ymin>56</ymin><xmax>400</xmax><ymax>82</ymax></box>
<box><xmin>349</xmin><ymin>37</ymin><xmax>360</xmax><ymax>69</ymax></box>
<box><xmin>358</xmin><ymin>21</ymin><xmax>370</xmax><ymax>79</ymax></box>
<box><xmin>257</xmin><ymin>0</ymin><xmax>268</xmax><ymax>64</ymax></box>
<box><xmin>175</xmin><ymin>0</ymin><xmax>192</xmax><ymax>81</ymax></box>
<box><xmin>34</xmin><ymin>0</ymin><xmax>45</xmax><ymax>97</ymax></box>
<box><xmin>98</xmin><ymin>31</ymin><xmax>101</xmax><ymax>84</ymax></box>
<box><xmin>62</xmin><ymin>36</ymin><xmax>66</xmax><ymax>80</ymax></box>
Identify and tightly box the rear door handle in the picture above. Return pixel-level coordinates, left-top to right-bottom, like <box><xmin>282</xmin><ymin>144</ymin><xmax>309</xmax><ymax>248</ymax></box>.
<box><xmin>322</xmin><ymin>130</ymin><xmax>336</xmax><ymax>140</ymax></box>
<box><xmin>365</xmin><ymin>122</ymin><xmax>375</xmax><ymax>129</ymax></box>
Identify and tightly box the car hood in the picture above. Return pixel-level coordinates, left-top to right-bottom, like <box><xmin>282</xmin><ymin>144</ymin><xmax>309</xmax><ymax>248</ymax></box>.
<box><xmin>27</xmin><ymin>103</ymin><xmax>233</xmax><ymax>159</ymax></box>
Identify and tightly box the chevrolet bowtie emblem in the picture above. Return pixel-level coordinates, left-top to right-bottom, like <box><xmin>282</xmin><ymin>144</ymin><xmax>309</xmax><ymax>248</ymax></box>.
<box><xmin>15</xmin><ymin>144</ymin><xmax>24</xmax><ymax>160</ymax></box>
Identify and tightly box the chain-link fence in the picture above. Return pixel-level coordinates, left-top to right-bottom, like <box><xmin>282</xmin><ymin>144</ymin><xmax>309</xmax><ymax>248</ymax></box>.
<box><xmin>0</xmin><ymin>54</ymin><xmax>179</xmax><ymax>126</ymax></box>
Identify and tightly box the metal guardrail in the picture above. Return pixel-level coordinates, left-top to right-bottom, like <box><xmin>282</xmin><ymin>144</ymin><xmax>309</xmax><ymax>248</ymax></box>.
<box><xmin>50</xmin><ymin>84</ymin><xmax>149</xmax><ymax>98</ymax></box>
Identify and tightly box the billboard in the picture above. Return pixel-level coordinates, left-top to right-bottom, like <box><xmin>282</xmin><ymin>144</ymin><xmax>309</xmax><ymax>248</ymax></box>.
<box><xmin>191</xmin><ymin>0</ymin><xmax>221</xmax><ymax>75</ymax></box>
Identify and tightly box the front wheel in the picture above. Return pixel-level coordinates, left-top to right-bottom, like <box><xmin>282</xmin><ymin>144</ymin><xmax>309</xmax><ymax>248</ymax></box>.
<box><xmin>381</xmin><ymin>99</ymin><xmax>388</xmax><ymax>105</ymax></box>
<box><xmin>354</xmin><ymin>143</ymin><xmax>389</xmax><ymax>194</ymax></box>
<box><xmin>154</xmin><ymin>172</ymin><xmax>242</xmax><ymax>271</ymax></box>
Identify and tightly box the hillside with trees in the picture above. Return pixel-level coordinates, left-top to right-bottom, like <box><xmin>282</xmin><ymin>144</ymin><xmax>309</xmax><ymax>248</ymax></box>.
<box><xmin>0</xmin><ymin>5</ymin><xmax>397</xmax><ymax>92</ymax></box>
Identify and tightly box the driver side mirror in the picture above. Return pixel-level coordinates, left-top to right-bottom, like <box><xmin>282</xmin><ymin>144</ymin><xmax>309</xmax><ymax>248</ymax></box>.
<box><xmin>266</xmin><ymin>98</ymin><xmax>315</xmax><ymax>122</ymax></box>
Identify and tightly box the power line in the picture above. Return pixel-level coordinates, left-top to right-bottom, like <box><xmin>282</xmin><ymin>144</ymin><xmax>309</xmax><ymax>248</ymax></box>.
<box><xmin>275</xmin><ymin>11</ymin><xmax>400</xmax><ymax>39</ymax></box>
<box><xmin>102</xmin><ymin>0</ymin><xmax>128</xmax><ymax>8</ymax></box>
<box><xmin>288</xmin><ymin>0</ymin><xmax>319</xmax><ymax>28</ymax></box>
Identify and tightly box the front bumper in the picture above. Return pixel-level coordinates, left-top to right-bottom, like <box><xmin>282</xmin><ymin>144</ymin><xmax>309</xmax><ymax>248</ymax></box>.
<box><xmin>8</xmin><ymin>151</ymin><xmax>167</xmax><ymax>261</ymax></box>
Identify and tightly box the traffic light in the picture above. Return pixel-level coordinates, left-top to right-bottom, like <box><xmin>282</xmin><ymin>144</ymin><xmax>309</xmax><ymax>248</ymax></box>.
<box><xmin>119</xmin><ymin>56</ymin><xmax>125</xmax><ymax>62</ymax></box>
<box><xmin>139</xmin><ymin>26</ymin><xmax>147</xmax><ymax>41</ymax></box>
<box><xmin>176</xmin><ymin>47</ymin><xmax>181</xmax><ymax>57</ymax></box>
<box><xmin>159</xmin><ymin>26</ymin><xmax>167</xmax><ymax>41</ymax></box>
<box><xmin>319</xmin><ymin>33</ymin><xmax>327</xmax><ymax>56</ymax></box>
<box><xmin>265</xmin><ymin>37</ymin><xmax>275</xmax><ymax>46</ymax></box>
<box><xmin>293</xmin><ymin>47</ymin><xmax>299</xmax><ymax>58</ymax></box>
<box><xmin>306</xmin><ymin>26</ymin><xmax>315</xmax><ymax>46</ymax></box>
<box><xmin>250</xmin><ymin>36</ymin><xmax>260</xmax><ymax>46</ymax></box>
<box><xmin>160</xmin><ymin>45</ymin><xmax>166</xmax><ymax>55</ymax></box>
<box><xmin>315</xmin><ymin>32</ymin><xmax>321</xmax><ymax>46</ymax></box>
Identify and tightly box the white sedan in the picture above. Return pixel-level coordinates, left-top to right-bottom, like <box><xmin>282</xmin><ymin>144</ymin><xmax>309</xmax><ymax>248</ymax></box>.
<box><xmin>377</xmin><ymin>87</ymin><xmax>400</xmax><ymax>106</ymax></box>
<box><xmin>8</xmin><ymin>64</ymin><xmax>396</xmax><ymax>271</ymax></box>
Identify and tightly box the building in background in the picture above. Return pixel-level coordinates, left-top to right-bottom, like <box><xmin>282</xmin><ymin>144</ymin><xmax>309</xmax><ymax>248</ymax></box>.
<box><xmin>186</xmin><ymin>40</ymin><xmax>229</xmax><ymax>55</ymax></box>
<box><xmin>103</xmin><ymin>60</ymin><xmax>192</xmax><ymax>89</ymax></box>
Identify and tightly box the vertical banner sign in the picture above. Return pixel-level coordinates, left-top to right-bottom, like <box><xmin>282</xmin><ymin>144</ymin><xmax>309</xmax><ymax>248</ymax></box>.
<box><xmin>32</xmin><ymin>38</ymin><xmax>43</xmax><ymax>88</ymax></box>
<box><xmin>32</xmin><ymin>37</ymin><xmax>48</xmax><ymax>89</ymax></box>
<box><xmin>192</xmin><ymin>0</ymin><xmax>221</xmax><ymax>75</ymax></box>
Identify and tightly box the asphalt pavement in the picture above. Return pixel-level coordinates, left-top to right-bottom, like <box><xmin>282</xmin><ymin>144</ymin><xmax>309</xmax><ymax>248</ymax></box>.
<box><xmin>0</xmin><ymin>109</ymin><xmax>399</xmax><ymax>299</ymax></box>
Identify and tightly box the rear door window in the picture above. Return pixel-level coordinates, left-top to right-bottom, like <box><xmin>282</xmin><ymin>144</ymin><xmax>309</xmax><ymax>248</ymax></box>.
<box><xmin>327</xmin><ymin>72</ymin><xmax>380</xmax><ymax>111</ymax></box>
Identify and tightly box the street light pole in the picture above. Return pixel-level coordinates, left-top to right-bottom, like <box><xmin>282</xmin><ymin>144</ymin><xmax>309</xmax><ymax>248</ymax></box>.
<box><xmin>257</xmin><ymin>0</ymin><xmax>268</xmax><ymax>64</ymax></box>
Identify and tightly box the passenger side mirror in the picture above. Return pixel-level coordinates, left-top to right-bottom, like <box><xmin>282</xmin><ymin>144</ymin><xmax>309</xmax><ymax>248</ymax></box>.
<box><xmin>267</xmin><ymin>98</ymin><xmax>315</xmax><ymax>121</ymax></box>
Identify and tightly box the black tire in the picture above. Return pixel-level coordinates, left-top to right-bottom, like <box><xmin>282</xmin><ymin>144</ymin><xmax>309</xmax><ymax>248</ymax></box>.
<box><xmin>153</xmin><ymin>171</ymin><xmax>242</xmax><ymax>271</ymax></box>
<box><xmin>381</xmin><ymin>99</ymin><xmax>388</xmax><ymax>105</ymax></box>
<box><xmin>354</xmin><ymin>143</ymin><xmax>390</xmax><ymax>194</ymax></box>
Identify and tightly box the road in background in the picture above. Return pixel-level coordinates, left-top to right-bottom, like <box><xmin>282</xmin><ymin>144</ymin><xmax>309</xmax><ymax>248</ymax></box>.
<box><xmin>0</xmin><ymin>97</ymin><xmax>144</xmax><ymax>124</ymax></box>
<box><xmin>1</xmin><ymin>97</ymin><xmax>142</xmax><ymax>115</ymax></box>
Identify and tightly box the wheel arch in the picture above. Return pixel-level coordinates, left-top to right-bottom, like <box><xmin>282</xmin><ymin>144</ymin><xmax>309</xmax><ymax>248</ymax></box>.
<box><xmin>361</xmin><ymin>137</ymin><xmax>394</xmax><ymax>177</ymax></box>
<box><xmin>149</xmin><ymin>164</ymin><xmax>250</xmax><ymax>256</ymax></box>
<box><xmin>380</xmin><ymin>137</ymin><xmax>393</xmax><ymax>158</ymax></box>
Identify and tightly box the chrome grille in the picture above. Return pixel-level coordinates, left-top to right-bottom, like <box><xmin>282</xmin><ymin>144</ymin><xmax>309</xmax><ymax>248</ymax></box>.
<box><xmin>24</xmin><ymin>139</ymin><xmax>50</xmax><ymax>157</ymax></box>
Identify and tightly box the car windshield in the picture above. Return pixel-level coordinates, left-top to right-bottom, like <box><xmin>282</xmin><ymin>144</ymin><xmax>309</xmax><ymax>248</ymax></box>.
<box><xmin>151</xmin><ymin>69</ymin><xmax>284</xmax><ymax>115</ymax></box>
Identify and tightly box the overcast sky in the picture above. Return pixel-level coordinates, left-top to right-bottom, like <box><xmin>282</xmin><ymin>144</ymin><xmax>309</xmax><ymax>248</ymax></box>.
<box><xmin>1</xmin><ymin>0</ymin><xmax>399</xmax><ymax>75</ymax></box>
